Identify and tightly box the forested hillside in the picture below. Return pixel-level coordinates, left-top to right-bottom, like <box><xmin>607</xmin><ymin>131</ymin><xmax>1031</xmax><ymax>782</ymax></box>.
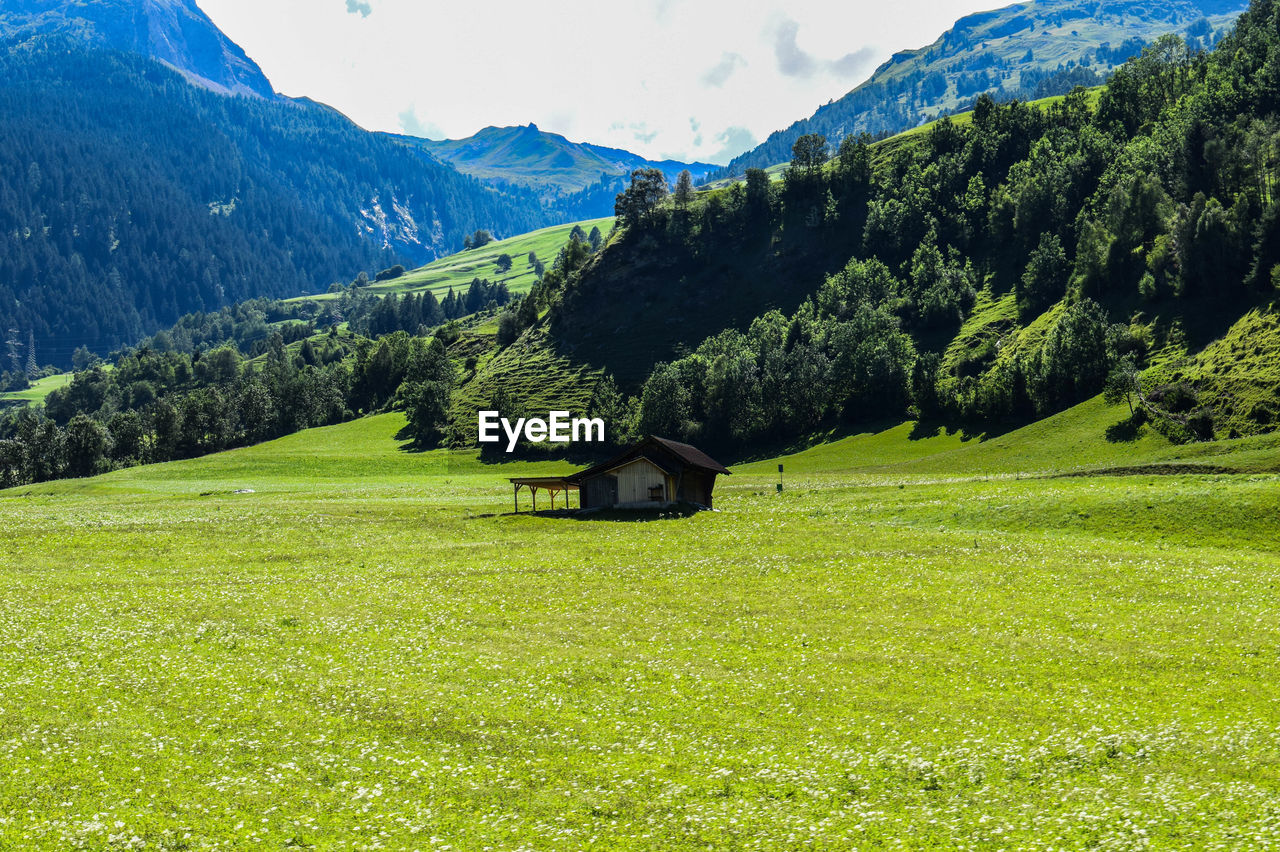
<box><xmin>0</xmin><ymin>41</ymin><xmax>551</xmax><ymax>365</ymax></box>
<box><xmin>486</xmin><ymin>0</ymin><xmax>1280</xmax><ymax>452</ymax></box>
<box><xmin>709</xmin><ymin>0</ymin><xmax>1245</xmax><ymax>181</ymax></box>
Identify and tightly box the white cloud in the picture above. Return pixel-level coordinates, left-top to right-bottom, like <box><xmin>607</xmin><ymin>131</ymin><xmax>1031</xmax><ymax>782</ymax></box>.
<box><xmin>199</xmin><ymin>0</ymin><xmax>1002</xmax><ymax>164</ymax></box>
<box><xmin>773</xmin><ymin>19</ymin><xmax>816</xmax><ymax>78</ymax></box>
<box><xmin>773</xmin><ymin>18</ymin><xmax>876</xmax><ymax>80</ymax></box>
<box><xmin>711</xmin><ymin>126</ymin><xmax>758</xmax><ymax>163</ymax></box>
<box><xmin>702</xmin><ymin>52</ymin><xmax>746</xmax><ymax>88</ymax></box>
<box><xmin>631</xmin><ymin>123</ymin><xmax>659</xmax><ymax>145</ymax></box>
<box><xmin>398</xmin><ymin>106</ymin><xmax>441</xmax><ymax>139</ymax></box>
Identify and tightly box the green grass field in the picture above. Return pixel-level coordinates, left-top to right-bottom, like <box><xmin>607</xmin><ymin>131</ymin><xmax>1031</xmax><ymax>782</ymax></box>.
<box><xmin>451</xmin><ymin>328</ymin><xmax>603</xmax><ymax>442</ymax></box>
<box><xmin>0</xmin><ymin>371</ymin><xmax>72</xmax><ymax>407</ymax></box>
<box><xmin>3</xmin><ymin>396</ymin><xmax>1280</xmax><ymax>848</ymax></box>
<box><xmin>701</xmin><ymin>161</ymin><xmax>787</xmax><ymax>191</ymax></box>
<box><xmin>298</xmin><ymin>218</ymin><xmax>614</xmax><ymax>304</ymax></box>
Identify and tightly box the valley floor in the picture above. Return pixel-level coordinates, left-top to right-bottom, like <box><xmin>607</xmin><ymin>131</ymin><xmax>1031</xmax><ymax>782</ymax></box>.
<box><xmin>2</xmin><ymin>400</ymin><xmax>1279</xmax><ymax>848</ymax></box>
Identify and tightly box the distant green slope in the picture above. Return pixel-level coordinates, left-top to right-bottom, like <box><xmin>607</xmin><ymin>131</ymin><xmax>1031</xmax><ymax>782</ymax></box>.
<box><xmin>709</xmin><ymin>0</ymin><xmax>1245</xmax><ymax>181</ymax></box>
<box><xmin>739</xmin><ymin>394</ymin><xmax>1280</xmax><ymax>477</ymax></box>
<box><xmin>0</xmin><ymin>372</ymin><xmax>72</xmax><ymax>407</ymax></box>
<box><xmin>303</xmin><ymin>217</ymin><xmax>613</xmax><ymax>303</ymax></box>
<box><xmin>700</xmin><ymin>161</ymin><xmax>788</xmax><ymax>191</ymax></box>
<box><xmin>398</xmin><ymin>124</ymin><xmax>716</xmax><ymax>196</ymax></box>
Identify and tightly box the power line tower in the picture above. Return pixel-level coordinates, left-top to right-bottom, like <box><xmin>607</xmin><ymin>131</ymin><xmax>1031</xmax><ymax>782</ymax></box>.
<box><xmin>4</xmin><ymin>328</ymin><xmax>22</xmax><ymax>375</ymax></box>
<box><xmin>25</xmin><ymin>329</ymin><xmax>37</xmax><ymax>378</ymax></box>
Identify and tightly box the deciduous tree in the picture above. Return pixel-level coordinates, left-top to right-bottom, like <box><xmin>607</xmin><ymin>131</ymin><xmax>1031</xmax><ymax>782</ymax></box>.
<box><xmin>614</xmin><ymin>168</ymin><xmax>669</xmax><ymax>230</ymax></box>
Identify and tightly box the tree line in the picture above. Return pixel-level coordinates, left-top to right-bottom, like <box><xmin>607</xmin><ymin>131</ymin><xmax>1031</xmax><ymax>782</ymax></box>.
<box><xmin>0</xmin><ymin>329</ymin><xmax>455</xmax><ymax>488</ymax></box>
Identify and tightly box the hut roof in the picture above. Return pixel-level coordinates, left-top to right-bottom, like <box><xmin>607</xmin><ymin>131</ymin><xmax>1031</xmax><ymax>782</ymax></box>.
<box><xmin>569</xmin><ymin>436</ymin><xmax>730</xmax><ymax>482</ymax></box>
<box><xmin>646</xmin><ymin>436</ymin><xmax>731</xmax><ymax>475</ymax></box>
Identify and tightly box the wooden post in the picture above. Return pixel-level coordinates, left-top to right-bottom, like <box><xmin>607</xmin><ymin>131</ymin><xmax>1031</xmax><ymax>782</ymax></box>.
<box><xmin>514</xmin><ymin>483</ymin><xmax>519</xmax><ymax>514</ymax></box>
<box><xmin>532</xmin><ymin>487</ymin><xmax>537</xmax><ymax>513</ymax></box>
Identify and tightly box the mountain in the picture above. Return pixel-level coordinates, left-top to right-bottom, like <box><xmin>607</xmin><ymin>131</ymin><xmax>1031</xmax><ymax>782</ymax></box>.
<box><xmin>403</xmin><ymin>124</ymin><xmax>717</xmax><ymax>197</ymax></box>
<box><xmin>708</xmin><ymin>0</ymin><xmax>1247</xmax><ymax>181</ymax></box>
<box><xmin>0</xmin><ymin>1</ymin><xmax>721</xmax><ymax>360</ymax></box>
<box><xmin>0</xmin><ymin>0</ymin><xmax>275</xmax><ymax>98</ymax></box>
<box><xmin>0</xmin><ymin>38</ymin><xmax>552</xmax><ymax>364</ymax></box>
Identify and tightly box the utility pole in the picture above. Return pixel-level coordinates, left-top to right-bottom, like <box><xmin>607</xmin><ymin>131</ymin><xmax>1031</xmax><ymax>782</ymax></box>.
<box><xmin>25</xmin><ymin>329</ymin><xmax>37</xmax><ymax>378</ymax></box>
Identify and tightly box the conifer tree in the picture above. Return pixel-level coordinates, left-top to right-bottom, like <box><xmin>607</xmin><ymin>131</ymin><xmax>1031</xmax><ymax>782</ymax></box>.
<box><xmin>674</xmin><ymin>170</ymin><xmax>695</xmax><ymax>211</ymax></box>
<box><xmin>5</xmin><ymin>329</ymin><xmax>21</xmax><ymax>375</ymax></box>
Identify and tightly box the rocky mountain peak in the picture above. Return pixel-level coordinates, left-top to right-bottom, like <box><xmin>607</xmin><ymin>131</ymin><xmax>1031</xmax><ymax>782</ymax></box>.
<box><xmin>0</xmin><ymin>0</ymin><xmax>276</xmax><ymax>98</ymax></box>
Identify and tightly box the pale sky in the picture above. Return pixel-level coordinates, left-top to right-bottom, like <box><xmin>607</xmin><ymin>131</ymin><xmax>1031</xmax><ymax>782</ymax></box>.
<box><xmin>198</xmin><ymin>0</ymin><xmax>1005</xmax><ymax>165</ymax></box>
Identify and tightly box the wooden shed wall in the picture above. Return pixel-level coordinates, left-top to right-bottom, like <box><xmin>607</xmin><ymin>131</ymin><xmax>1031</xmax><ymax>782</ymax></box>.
<box><xmin>675</xmin><ymin>471</ymin><xmax>717</xmax><ymax>507</ymax></box>
<box><xmin>582</xmin><ymin>474</ymin><xmax>616</xmax><ymax>508</ymax></box>
<box><xmin>614</xmin><ymin>458</ymin><xmax>668</xmax><ymax>504</ymax></box>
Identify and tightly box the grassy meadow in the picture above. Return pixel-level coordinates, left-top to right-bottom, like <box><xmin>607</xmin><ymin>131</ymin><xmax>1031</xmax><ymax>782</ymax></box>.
<box><xmin>0</xmin><ymin>372</ymin><xmax>73</xmax><ymax>407</ymax></box>
<box><xmin>298</xmin><ymin>218</ymin><xmax>614</xmax><ymax>305</ymax></box>
<box><xmin>3</xmin><ymin>398</ymin><xmax>1280</xmax><ymax>848</ymax></box>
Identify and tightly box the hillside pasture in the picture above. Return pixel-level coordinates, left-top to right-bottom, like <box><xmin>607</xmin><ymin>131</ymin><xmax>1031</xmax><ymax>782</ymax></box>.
<box><xmin>300</xmin><ymin>217</ymin><xmax>614</xmax><ymax>305</ymax></box>
<box><xmin>3</xmin><ymin>401</ymin><xmax>1280</xmax><ymax>848</ymax></box>
<box><xmin>0</xmin><ymin>371</ymin><xmax>72</xmax><ymax>407</ymax></box>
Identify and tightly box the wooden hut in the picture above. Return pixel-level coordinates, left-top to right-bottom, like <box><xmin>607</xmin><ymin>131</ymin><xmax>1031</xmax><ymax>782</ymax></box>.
<box><xmin>569</xmin><ymin>436</ymin><xmax>729</xmax><ymax>510</ymax></box>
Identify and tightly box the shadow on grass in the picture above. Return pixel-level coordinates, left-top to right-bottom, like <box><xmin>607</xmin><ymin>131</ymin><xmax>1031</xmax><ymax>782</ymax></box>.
<box><xmin>725</xmin><ymin>417</ymin><xmax>908</xmax><ymax>465</ymax></box>
<box><xmin>475</xmin><ymin>503</ymin><xmax>705</xmax><ymax>522</ymax></box>
<box><xmin>393</xmin><ymin>427</ymin><xmax>594</xmax><ymax>462</ymax></box>
<box><xmin>1105</xmin><ymin>415</ymin><xmax>1143</xmax><ymax>443</ymax></box>
<box><xmin>393</xmin><ymin>424</ymin><xmax>432</xmax><ymax>454</ymax></box>
<box><xmin>570</xmin><ymin>503</ymin><xmax>705</xmax><ymax>522</ymax></box>
<box><xmin>909</xmin><ymin>420</ymin><xmax>975</xmax><ymax>442</ymax></box>
<box><xmin>907</xmin><ymin>417</ymin><xmax>1023</xmax><ymax>443</ymax></box>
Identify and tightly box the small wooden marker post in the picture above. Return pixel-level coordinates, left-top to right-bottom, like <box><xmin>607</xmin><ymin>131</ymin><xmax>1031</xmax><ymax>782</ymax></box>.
<box><xmin>777</xmin><ymin>463</ymin><xmax>784</xmax><ymax>493</ymax></box>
